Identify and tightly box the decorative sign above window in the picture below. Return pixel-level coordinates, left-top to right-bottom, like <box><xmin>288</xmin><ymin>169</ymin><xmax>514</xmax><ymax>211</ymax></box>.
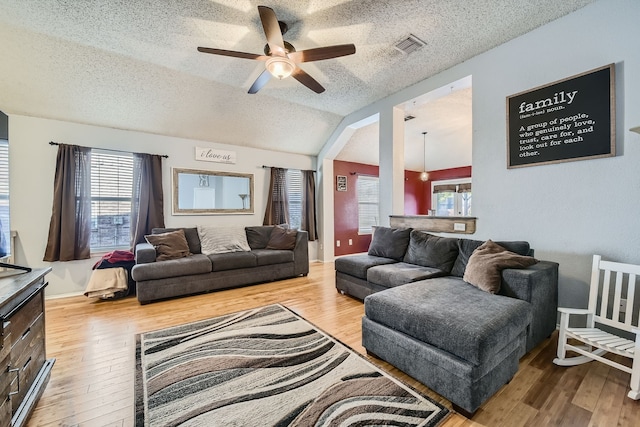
<box><xmin>195</xmin><ymin>147</ymin><xmax>237</xmax><ymax>164</ymax></box>
<box><xmin>506</xmin><ymin>64</ymin><xmax>615</xmax><ymax>168</ymax></box>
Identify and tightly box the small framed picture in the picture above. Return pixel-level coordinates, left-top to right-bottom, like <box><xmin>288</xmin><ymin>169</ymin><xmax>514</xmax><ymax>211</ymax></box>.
<box><xmin>336</xmin><ymin>175</ymin><xmax>347</xmax><ymax>191</ymax></box>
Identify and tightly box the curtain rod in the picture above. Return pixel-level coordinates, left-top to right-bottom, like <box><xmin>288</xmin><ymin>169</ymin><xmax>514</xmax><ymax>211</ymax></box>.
<box><xmin>49</xmin><ymin>141</ymin><xmax>168</xmax><ymax>158</ymax></box>
<box><xmin>262</xmin><ymin>165</ymin><xmax>315</xmax><ymax>173</ymax></box>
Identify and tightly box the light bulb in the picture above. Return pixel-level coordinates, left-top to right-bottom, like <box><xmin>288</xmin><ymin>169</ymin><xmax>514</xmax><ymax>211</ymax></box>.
<box><xmin>420</xmin><ymin>171</ymin><xmax>429</xmax><ymax>181</ymax></box>
<box><xmin>266</xmin><ymin>57</ymin><xmax>295</xmax><ymax>79</ymax></box>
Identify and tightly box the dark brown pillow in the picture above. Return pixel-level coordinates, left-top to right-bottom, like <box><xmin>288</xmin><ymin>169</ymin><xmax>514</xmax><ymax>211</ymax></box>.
<box><xmin>463</xmin><ymin>240</ymin><xmax>537</xmax><ymax>294</ymax></box>
<box><xmin>266</xmin><ymin>225</ymin><xmax>297</xmax><ymax>250</ymax></box>
<box><xmin>145</xmin><ymin>229</ymin><xmax>191</xmax><ymax>261</ymax></box>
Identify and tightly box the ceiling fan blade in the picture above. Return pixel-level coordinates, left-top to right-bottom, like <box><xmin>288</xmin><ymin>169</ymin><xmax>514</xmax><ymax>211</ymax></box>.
<box><xmin>291</xmin><ymin>67</ymin><xmax>325</xmax><ymax>94</ymax></box>
<box><xmin>197</xmin><ymin>47</ymin><xmax>269</xmax><ymax>61</ymax></box>
<box><xmin>288</xmin><ymin>44</ymin><xmax>356</xmax><ymax>63</ymax></box>
<box><xmin>258</xmin><ymin>6</ymin><xmax>286</xmax><ymax>56</ymax></box>
<box><xmin>248</xmin><ymin>69</ymin><xmax>272</xmax><ymax>94</ymax></box>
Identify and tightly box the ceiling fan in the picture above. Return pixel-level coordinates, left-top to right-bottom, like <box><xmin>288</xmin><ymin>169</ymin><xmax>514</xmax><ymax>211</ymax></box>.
<box><xmin>197</xmin><ymin>5</ymin><xmax>356</xmax><ymax>94</ymax></box>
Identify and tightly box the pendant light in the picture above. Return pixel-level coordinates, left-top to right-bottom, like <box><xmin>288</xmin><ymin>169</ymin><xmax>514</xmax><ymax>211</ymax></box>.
<box><xmin>420</xmin><ymin>131</ymin><xmax>429</xmax><ymax>181</ymax></box>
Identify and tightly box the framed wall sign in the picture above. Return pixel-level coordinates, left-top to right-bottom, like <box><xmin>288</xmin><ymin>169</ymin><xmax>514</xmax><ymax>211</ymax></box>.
<box><xmin>506</xmin><ymin>64</ymin><xmax>615</xmax><ymax>168</ymax></box>
<box><xmin>336</xmin><ymin>175</ymin><xmax>347</xmax><ymax>191</ymax></box>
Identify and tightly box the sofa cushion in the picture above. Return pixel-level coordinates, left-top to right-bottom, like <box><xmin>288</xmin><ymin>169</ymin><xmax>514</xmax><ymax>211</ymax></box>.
<box><xmin>364</xmin><ymin>277</ymin><xmax>532</xmax><ymax>366</ymax></box>
<box><xmin>145</xmin><ymin>229</ymin><xmax>191</xmax><ymax>261</ymax></box>
<box><xmin>131</xmin><ymin>254</ymin><xmax>212</xmax><ymax>281</ymax></box>
<box><xmin>368</xmin><ymin>226</ymin><xmax>412</xmax><ymax>261</ymax></box>
<box><xmin>463</xmin><ymin>240</ymin><xmax>538</xmax><ymax>294</ymax></box>
<box><xmin>266</xmin><ymin>225</ymin><xmax>297</xmax><ymax>250</ymax></box>
<box><xmin>403</xmin><ymin>231</ymin><xmax>459</xmax><ymax>272</ymax></box>
<box><xmin>451</xmin><ymin>239</ymin><xmax>531</xmax><ymax>277</ymax></box>
<box><xmin>334</xmin><ymin>254</ymin><xmax>398</xmax><ymax>280</ymax></box>
<box><xmin>152</xmin><ymin>227</ymin><xmax>201</xmax><ymax>254</ymax></box>
<box><xmin>208</xmin><ymin>251</ymin><xmax>258</xmax><ymax>272</ymax></box>
<box><xmin>246</xmin><ymin>226</ymin><xmax>274</xmax><ymax>249</ymax></box>
<box><xmin>198</xmin><ymin>225</ymin><xmax>251</xmax><ymax>255</ymax></box>
<box><xmin>252</xmin><ymin>249</ymin><xmax>294</xmax><ymax>266</ymax></box>
<box><xmin>367</xmin><ymin>262</ymin><xmax>446</xmax><ymax>287</ymax></box>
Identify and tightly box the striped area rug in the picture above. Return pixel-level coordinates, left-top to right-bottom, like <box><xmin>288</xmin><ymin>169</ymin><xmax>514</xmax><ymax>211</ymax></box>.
<box><xmin>135</xmin><ymin>304</ymin><xmax>449</xmax><ymax>426</ymax></box>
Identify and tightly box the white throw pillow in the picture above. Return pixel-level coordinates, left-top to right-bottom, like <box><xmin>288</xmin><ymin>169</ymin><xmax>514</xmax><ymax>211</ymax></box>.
<box><xmin>197</xmin><ymin>225</ymin><xmax>251</xmax><ymax>255</ymax></box>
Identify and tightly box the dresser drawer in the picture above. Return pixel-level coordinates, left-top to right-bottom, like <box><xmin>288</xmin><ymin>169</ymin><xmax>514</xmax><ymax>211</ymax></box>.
<box><xmin>10</xmin><ymin>313</ymin><xmax>44</xmax><ymax>369</ymax></box>
<box><xmin>1</xmin><ymin>351</ymin><xmax>10</xmax><ymax>398</ymax></box>
<box><xmin>0</xmin><ymin>324</ymin><xmax>10</xmax><ymax>362</ymax></box>
<box><xmin>0</xmin><ymin>392</ymin><xmax>11</xmax><ymax>427</ymax></box>
<box><xmin>6</xmin><ymin>292</ymin><xmax>43</xmax><ymax>348</ymax></box>
<box><xmin>11</xmin><ymin>340</ymin><xmax>45</xmax><ymax>409</ymax></box>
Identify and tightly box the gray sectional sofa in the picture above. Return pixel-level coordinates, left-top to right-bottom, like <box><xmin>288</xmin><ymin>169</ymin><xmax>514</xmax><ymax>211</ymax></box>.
<box><xmin>132</xmin><ymin>226</ymin><xmax>309</xmax><ymax>304</ymax></box>
<box><xmin>335</xmin><ymin>226</ymin><xmax>558</xmax><ymax>416</ymax></box>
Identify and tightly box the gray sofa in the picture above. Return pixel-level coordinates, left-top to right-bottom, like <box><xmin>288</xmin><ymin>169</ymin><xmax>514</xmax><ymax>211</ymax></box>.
<box><xmin>132</xmin><ymin>226</ymin><xmax>309</xmax><ymax>304</ymax></box>
<box><xmin>335</xmin><ymin>226</ymin><xmax>558</xmax><ymax>415</ymax></box>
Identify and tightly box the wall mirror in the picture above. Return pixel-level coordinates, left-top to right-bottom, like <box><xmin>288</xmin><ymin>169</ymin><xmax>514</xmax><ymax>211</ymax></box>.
<box><xmin>172</xmin><ymin>168</ymin><xmax>254</xmax><ymax>214</ymax></box>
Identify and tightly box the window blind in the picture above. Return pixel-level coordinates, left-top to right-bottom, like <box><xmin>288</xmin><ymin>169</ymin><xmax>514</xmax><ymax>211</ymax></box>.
<box><xmin>0</xmin><ymin>140</ymin><xmax>9</xmax><ymax>257</ymax></box>
<box><xmin>90</xmin><ymin>150</ymin><xmax>134</xmax><ymax>249</ymax></box>
<box><xmin>357</xmin><ymin>176</ymin><xmax>379</xmax><ymax>234</ymax></box>
<box><xmin>287</xmin><ymin>169</ymin><xmax>303</xmax><ymax>229</ymax></box>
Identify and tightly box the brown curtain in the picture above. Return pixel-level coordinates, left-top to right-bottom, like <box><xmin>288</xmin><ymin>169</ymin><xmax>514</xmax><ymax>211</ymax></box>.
<box><xmin>301</xmin><ymin>170</ymin><xmax>318</xmax><ymax>241</ymax></box>
<box><xmin>263</xmin><ymin>167</ymin><xmax>290</xmax><ymax>225</ymax></box>
<box><xmin>43</xmin><ymin>144</ymin><xmax>91</xmax><ymax>261</ymax></box>
<box><xmin>130</xmin><ymin>153</ymin><xmax>165</xmax><ymax>247</ymax></box>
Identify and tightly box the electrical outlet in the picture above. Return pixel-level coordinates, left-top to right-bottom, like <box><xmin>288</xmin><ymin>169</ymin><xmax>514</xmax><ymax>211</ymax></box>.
<box><xmin>348</xmin><ymin>239</ymin><xmax>353</xmax><ymax>246</ymax></box>
<box><xmin>453</xmin><ymin>223</ymin><xmax>466</xmax><ymax>231</ymax></box>
<box><xmin>620</xmin><ymin>298</ymin><xmax>627</xmax><ymax>313</ymax></box>
<box><xmin>336</xmin><ymin>240</ymin><xmax>340</xmax><ymax>247</ymax></box>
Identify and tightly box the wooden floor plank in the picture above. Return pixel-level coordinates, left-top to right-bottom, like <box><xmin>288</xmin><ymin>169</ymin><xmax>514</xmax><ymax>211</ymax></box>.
<box><xmin>23</xmin><ymin>261</ymin><xmax>638</xmax><ymax>426</ymax></box>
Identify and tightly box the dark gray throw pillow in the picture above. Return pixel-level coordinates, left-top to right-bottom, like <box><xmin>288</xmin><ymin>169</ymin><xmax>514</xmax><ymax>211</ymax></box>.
<box><xmin>367</xmin><ymin>226</ymin><xmax>412</xmax><ymax>261</ymax></box>
<box><xmin>245</xmin><ymin>226</ymin><xmax>274</xmax><ymax>249</ymax></box>
<box><xmin>266</xmin><ymin>225</ymin><xmax>297</xmax><ymax>250</ymax></box>
<box><xmin>403</xmin><ymin>230</ymin><xmax>459</xmax><ymax>272</ymax></box>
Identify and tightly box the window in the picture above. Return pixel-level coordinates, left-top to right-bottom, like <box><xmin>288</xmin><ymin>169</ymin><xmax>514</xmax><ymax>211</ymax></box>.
<box><xmin>357</xmin><ymin>175</ymin><xmax>379</xmax><ymax>234</ymax></box>
<box><xmin>287</xmin><ymin>169</ymin><xmax>302</xmax><ymax>229</ymax></box>
<box><xmin>90</xmin><ymin>150</ymin><xmax>133</xmax><ymax>250</ymax></box>
<box><xmin>0</xmin><ymin>140</ymin><xmax>9</xmax><ymax>257</ymax></box>
<box><xmin>432</xmin><ymin>178</ymin><xmax>472</xmax><ymax>217</ymax></box>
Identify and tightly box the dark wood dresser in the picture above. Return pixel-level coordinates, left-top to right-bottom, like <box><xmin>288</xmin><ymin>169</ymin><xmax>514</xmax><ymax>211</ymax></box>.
<box><xmin>0</xmin><ymin>268</ymin><xmax>54</xmax><ymax>427</ymax></box>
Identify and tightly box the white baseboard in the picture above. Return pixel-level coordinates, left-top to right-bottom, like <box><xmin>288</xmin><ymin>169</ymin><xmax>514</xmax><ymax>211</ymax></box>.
<box><xmin>45</xmin><ymin>291</ymin><xmax>84</xmax><ymax>300</ymax></box>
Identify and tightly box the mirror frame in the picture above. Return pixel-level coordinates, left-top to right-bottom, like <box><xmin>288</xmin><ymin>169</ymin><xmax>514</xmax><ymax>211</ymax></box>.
<box><xmin>172</xmin><ymin>167</ymin><xmax>254</xmax><ymax>215</ymax></box>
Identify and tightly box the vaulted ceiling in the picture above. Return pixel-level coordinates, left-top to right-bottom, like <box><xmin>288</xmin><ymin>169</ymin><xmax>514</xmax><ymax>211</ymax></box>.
<box><xmin>0</xmin><ymin>0</ymin><xmax>595</xmax><ymax>160</ymax></box>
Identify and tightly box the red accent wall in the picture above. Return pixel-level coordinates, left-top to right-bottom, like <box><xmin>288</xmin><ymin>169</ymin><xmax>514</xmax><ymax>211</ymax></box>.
<box><xmin>333</xmin><ymin>161</ymin><xmax>471</xmax><ymax>256</ymax></box>
<box><xmin>333</xmin><ymin>161</ymin><xmax>378</xmax><ymax>256</ymax></box>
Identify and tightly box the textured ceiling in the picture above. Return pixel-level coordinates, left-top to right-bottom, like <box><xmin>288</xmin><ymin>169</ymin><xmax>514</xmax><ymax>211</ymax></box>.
<box><xmin>0</xmin><ymin>0</ymin><xmax>595</xmax><ymax>157</ymax></box>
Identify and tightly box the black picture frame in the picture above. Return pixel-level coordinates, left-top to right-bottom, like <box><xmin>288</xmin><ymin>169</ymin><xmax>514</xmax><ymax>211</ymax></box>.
<box><xmin>506</xmin><ymin>64</ymin><xmax>615</xmax><ymax>168</ymax></box>
<box><xmin>336</xmin><ymin>175</ymin><xmax>347</xmax><ymax>191</ymax></box>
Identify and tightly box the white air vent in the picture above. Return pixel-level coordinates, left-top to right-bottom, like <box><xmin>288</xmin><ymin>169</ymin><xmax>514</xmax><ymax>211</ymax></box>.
<box><xmin>404</xmin><ymin>115</ymin><xmax>416</xmax><ymax>122</ymax></box>
<box><xmin>394</xmin><ymin>34</ymin><xmax>426</xmax><ymax>55</ymax></box>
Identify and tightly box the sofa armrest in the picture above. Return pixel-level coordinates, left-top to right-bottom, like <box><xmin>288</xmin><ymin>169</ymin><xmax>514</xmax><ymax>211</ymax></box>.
<box><xmin>135</xmin><ymin>242</ymin><xmax>157</xmax><ymax>264</ymax></box>
<box><xmin>293</xmin><ymin>230</ymin><xmax>309</xmax><ymax>276</ymax></box>
<box><xmin>501</xmin><ymin>260</ymin><xmax>559</xmax><ymax>352</ymax></box>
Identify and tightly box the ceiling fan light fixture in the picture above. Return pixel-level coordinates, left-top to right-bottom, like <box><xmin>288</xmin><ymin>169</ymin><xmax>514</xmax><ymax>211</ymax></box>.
<box><xmin>266</xmin><ymin>56</ymin><xmax>295</xmax><ymax>79</ymax></box>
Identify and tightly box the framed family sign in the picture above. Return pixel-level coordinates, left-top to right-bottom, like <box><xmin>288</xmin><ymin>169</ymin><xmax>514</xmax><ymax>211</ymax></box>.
<box><xmin>506</xmin><ymin>64</ymin><xmax>615</xmax><ymax>168</ymax></box>
<box><xmin>336</xmin><ymin>175</ymin><xmax>347</xmax><ymax>191</ymax></box>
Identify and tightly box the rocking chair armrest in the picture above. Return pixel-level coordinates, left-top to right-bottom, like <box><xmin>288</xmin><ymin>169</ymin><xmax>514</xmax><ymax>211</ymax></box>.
<box><xmin>557</xmin><ymin>307</ymin><xmax>591</xmax><ymax>315</ymax></box>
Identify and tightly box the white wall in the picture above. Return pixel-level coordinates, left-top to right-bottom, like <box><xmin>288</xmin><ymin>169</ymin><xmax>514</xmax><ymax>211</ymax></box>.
<box><xmin>8</xmin><ymin>116</ymin><xmax>317</xmax><ymax>296</ymax></box>
<box><xmin>319</xmin><ymin>0</ymin><xmax>640</xmax><ymax>308</ymax></box>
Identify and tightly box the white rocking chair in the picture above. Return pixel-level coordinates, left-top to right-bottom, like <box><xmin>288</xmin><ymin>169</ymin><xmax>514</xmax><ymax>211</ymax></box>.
<box><xmin>554</xmin><ymin>254</ymin><xmax>640</xmax><ymax>399</ymax></box>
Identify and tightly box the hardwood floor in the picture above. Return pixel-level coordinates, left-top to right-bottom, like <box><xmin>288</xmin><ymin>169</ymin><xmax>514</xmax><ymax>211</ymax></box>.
<box><xmin>29</xmin><ymin>262</ymin><xmax>640</xmax><ymax>426</ymax></box>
